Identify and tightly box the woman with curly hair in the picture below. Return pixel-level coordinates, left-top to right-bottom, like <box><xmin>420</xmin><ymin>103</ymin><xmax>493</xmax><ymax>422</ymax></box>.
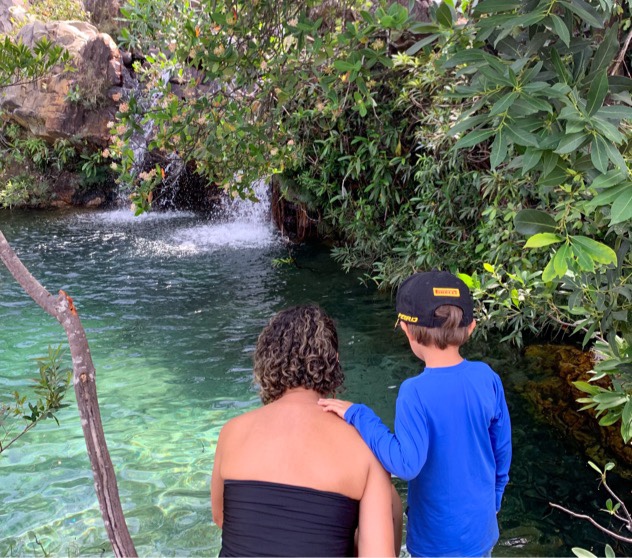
<box><xmin>211</xmin><ymin>305</ymin><xmax>398</xmax><ymax>557</ymax></box>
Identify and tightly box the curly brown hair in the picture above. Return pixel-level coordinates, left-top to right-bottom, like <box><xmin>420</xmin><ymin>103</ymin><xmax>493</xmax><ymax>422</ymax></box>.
<box><xmin>253</xmin><ymin>305</ymin><xmax>344</xmax><ymax>404</ymax></box>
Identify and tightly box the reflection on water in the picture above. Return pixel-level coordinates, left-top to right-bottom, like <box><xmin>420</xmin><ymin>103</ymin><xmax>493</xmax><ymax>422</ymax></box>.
<box><xmin>0</xmin><ymin>206</ymin><xmax>622</xmax><ymax>557</ymax></box>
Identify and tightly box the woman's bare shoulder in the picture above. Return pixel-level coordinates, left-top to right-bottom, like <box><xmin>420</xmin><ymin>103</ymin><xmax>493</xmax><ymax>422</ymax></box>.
<box><xmin>218</xmin><ymin>406</ymin><xmax>266</xmax><ymax>439</ymax></box>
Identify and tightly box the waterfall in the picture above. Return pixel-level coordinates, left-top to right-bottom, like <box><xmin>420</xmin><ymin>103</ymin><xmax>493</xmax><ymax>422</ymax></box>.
<box><xmin>170</xmin><ymin>179</ymin><xmax>276</xmax><ymax>251</ymax></box>
<box><xmin>75</xmin><ymin>180</ymin><xmax>279</xmax><ymax>254</ymax></box>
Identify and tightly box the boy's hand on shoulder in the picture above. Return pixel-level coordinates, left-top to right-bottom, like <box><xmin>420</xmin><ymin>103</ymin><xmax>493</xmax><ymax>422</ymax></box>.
<box><xmin>318</xmin><ymin>398</ymin><xmax>353</xmax><ymax>419</ymax></box>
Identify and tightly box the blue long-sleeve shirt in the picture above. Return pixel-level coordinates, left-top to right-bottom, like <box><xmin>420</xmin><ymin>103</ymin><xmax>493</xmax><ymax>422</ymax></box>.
<box><xmin>345</xmin><ymin>359</ymin><xmax>512</xmax><ymax>557</ymax></box>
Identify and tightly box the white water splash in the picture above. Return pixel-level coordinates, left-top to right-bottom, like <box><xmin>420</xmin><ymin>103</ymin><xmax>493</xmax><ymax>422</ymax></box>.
<box><xmin>170</xmin><ymin>180</ymin><xmax>278</xmax><ymax>252</ymax></box>
<box><xmin>79</xmin><ymin>209</ymin><xmax>196</xmax><ymax>225</ymax></box>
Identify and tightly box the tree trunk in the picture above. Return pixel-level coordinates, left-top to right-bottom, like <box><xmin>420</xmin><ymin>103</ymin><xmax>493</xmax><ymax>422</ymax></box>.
<box><xmin>0</xmin><ymin>230</ymin><xmax>137</xmax><ymax>558</ymax></box>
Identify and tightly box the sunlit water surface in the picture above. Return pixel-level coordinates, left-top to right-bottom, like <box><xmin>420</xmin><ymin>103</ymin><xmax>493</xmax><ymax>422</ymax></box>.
<box><xmin>0</xmin><ymin>197</ymin><xmax>619</xmax><ymax>556</ymax></box>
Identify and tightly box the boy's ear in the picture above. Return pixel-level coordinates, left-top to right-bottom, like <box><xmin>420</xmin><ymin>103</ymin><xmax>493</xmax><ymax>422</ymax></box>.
<box><xmin>468</xmin><ymin>320</ymin><xmax>477</xmax><ymax>336</ymax></box>
<box><xmin>400</xmin><ymin>321</ymin><xmax>413</xmax><ymax>341</ymax></box>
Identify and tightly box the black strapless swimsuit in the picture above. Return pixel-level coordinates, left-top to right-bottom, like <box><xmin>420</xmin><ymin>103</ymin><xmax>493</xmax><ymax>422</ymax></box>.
<box><xmin>219</xmin><ymin>479</ymin><xmax>360</xmax><ymax>557</ymax></box>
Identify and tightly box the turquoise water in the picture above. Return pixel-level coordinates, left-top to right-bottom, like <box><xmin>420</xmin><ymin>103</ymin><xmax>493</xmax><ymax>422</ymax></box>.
<box><xmin>0</xmin><ymin>205</ymin><xmax>621</xmax><ymax>556</ymax></box>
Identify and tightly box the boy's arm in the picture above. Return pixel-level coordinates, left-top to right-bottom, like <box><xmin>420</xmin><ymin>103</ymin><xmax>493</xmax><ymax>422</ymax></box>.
<box><xmin>320</xmin><ymin>384</ymin><xmax>429</xmax><ymax>481</ymax></box>
<box><xmin>490</xmin><ymin>376</ymin><xmax>512</xmax><ymax>512</ymax></box>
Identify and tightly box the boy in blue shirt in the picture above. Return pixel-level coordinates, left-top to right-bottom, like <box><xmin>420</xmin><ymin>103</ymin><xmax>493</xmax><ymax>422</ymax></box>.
<box><xmin>319</xmin><ymin>270</ymin><xmax>512</xmax><ymax>557</ymax></box>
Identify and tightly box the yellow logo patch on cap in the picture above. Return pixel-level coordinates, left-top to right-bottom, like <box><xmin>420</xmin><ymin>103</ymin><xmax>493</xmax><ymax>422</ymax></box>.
<box><xmin>398</xmin><ymin>312</ymin><xmax>418</xmax><ymax>323</ymax></box>
<box><xmin>433</xmin><ymin>288</ymin><xmax>460</xmax><ymax>297</ymax></box>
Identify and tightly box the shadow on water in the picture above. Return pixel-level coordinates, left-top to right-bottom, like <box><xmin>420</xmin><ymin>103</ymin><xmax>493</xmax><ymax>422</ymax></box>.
<box><xmin>0</xmin><ymin>202</ymin><xmax>629</xmax><ymax>557</ymax></box>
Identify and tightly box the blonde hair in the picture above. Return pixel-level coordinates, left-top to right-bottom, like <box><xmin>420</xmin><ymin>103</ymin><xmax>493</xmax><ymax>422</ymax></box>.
<box><xmin>406</xmin><ymin>305</ymin><xmax>471</xmax><ymax>350</ymax></box>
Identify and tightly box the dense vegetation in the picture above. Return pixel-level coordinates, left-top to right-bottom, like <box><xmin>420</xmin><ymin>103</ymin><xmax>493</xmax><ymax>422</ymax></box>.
<box><xmin>107</xmin><ymin>0</ymin><xmax>632</xmax><ymax>440</ymax></box>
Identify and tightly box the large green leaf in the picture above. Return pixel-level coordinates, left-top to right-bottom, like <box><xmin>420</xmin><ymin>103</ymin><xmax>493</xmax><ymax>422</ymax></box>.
<box><xmin>548</xmin><ymin>14</ymin><xmax>570</xmax><ymax>47</ymax></box>
<box><xmin>596</xmin><ymin>105</ymin><xmax>632</xmax><ymax>121</ymax></box>
<box><xmin>561</xmin><ymin>0</ymin><xmax>604</xmax><ymax>28</ymax></box>
<box><xmin>610</xmin><ymin>187</ymin><xmax>632</xmax><ymax>225</ymax></box>
<box><xmin>435</xmin><ymin>2</ymin><xmax>453</xmax><ymax>28</ymax></box>
<box><xmin>473</xmin><ymin>0</ymin><xmax>521</xmax><ymax>14</ymax></box>
<box><xmin>609</xmin><ymin>76</ymin><xmax>632</xmax><ymax>94</ymax></box>
<box><xmin>571</xmin><ymin>244</ymin><xmax>595</xmax><ymax>271</ymax></box>
<box><xmin>591</xmin><ymin>170</ymin><xmax>627</xmax><ymax>190</ymax></box>
<box><xmin>521</xmin><ymin>148</ymin><xmax>543</xmax><ymax>175</ymax></box>
<box><xmin>590</xmin><ymin>135</ymin><xmax>609</xmax><ymax>174</ymax></box>
<box><xmin>406</xmin><ymin>34</ymin><xmax>441</xmax><ymax>55</ymax></box>
<box><xmin>525</xmin><ymin>232</ymin><xmax>564</xmax><ymax>248</ymax></box>
<box><xmin>505</xmin><ymin>124</ymin><xmax>539</xmax><ymax>147</ymax></box>
<box><xmin>553</xmin><ymin>243</ymin><xmax>570</xmax><ymax>276</ymax></box>
<box><xmin>549</xmin><ymin>47</ymin><xmax>572</xmax><ymax>84</ymax></box>
<box><xmin>586</xmin><ymin>70</ymin><xmax>609</xmax><ymax>116</ymax></box>
<box><xmin>514</xmin><ymin>209</ymin><xmax>557</xmax><ymax>235</ymax></box>
<box><xmin>604</xmin><ymin>141</ymin><xmax>627</xmax><ymax>170</ymax></box>
<box><xmin>489</xmin><ymin>91</ymin><xmax>519</xmax><ymax>116</ymax></box>
<box><xmin>586</xmin><ymin>182</ymin><xmax>631</xmax><ymax>209</ymax></box>
<box><xmin>554</xmin><ymin>132</ymin><xmax>589</xmax><ymax>154</ymax></box>
<box><xmin>490</xmin><ymin>128</ymin><xmax>508</xmax><ymax>169</ymax></box>
<box><xmin>587</xmin><ymin>25</ymin><xmax>619</xmax><ymax>80</ymax></box>
<box><xmin>570</xmin><ymin>236</ymin><xmax>617</xmax><ymax>265</ymax></box>
<box><xmin>447</xmin><ymin>114</ymin><xmax>489</xmax><ymax>137</ymax></box>
<box><xmin>542</xmin><ymin>257</ymin><xmax>557</xmax><ymax>282</ymax></box>
<box><xmin>453</xmin><ymin>128</ymin><xmax>495</xmax><ymax>149</ymax></box>
<box><xmin>621</xmin><ymin>399</ymin><xmax>632</xmax><ymax>443</ymax></box>
<box><xmin>538</xmin><ymin>165</ymin><xmax>568</xmax><ymax>187</ymax></box>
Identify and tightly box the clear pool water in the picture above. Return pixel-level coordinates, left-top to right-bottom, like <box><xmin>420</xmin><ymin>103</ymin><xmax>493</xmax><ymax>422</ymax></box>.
<box><xmin>0</xmin><ymin>202</ymin><xmax>621</xmax><ymax>556</ymax></box>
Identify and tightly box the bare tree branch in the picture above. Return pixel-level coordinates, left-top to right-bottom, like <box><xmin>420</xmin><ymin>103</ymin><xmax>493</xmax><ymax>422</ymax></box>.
<box><xmin>610</xmin><ymin>28</ymin><xmax>632</xmax><ymax>77</ymax></box>
<box><xmin>0</xmin><ymin>229</ymin><xmax>137</xmax><ymax>558</ymax></box>
<box><xmin>550</xmin><ymin>502</ymin><xmax>632</xmax><ymax>544</ymax></box>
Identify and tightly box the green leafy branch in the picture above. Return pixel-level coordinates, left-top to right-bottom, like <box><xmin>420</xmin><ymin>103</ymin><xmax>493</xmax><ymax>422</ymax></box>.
<box><xmin>0</xmin><ymin>345</ymin><xmax>72</xmax><ymax>456</ymax></box>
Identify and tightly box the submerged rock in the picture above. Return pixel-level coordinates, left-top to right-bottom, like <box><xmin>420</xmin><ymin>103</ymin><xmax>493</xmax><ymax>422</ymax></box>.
<box><xmin>524</xmin><ymin>344</ymin><xmax>632</xmax><ymax>473</ymax></box>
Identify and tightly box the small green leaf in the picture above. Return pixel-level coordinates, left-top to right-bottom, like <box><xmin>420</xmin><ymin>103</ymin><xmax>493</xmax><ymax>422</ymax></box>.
<box><xmin>525</xmin><ymin>232</ymin><xmax>564</xmax><ymax>248</ymax></box>
<box><xmin>406</xmin><ymin>34</ymin><xmax>441</xmax><ymax>55</ymax></box>
<box><xmin>448</xmin><ymin>115</ymin><xmax>490</xmax><ymax>137</ymax></box>
<box><xmin>573</xmin><ymin>381</ymin><xmax>600</xmax><ymax>395</ymax></box>
<box><xmin>604</xmin><ymin>142</ymin><xmax>627</xmax><ymax>171</ymax></box>
<box><xmin>572</xmin><ymin>547</ymin><xmax>598</xmax><ymax>558</ymax></box>
<box><xmin>587</xmin><ymin>461</ymin><xmax>602</xmax><ymax>474</ymax></box>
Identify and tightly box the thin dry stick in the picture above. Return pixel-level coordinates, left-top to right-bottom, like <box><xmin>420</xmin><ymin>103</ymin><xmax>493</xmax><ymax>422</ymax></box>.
<box><xmin>550</xmin><ymin>502</ymin><xmax>632</xmax><ymax>544</ymax></box>
<box><xmin>610</xmin><ymin>28</ymin><xmax>632</xmax><ymax>77</ymax></box>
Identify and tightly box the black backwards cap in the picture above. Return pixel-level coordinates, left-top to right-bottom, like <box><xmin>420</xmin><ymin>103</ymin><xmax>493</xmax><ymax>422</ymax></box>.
<box><xmin>396</xmin><ymin>270</ymin><xmax>474</xmax><ymax>328</ymax></box>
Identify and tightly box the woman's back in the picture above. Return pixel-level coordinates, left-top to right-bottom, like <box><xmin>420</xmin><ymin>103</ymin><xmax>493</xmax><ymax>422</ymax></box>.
<box><xmin>216</xmin><ymin>389</ymin><xmax>373</xmax><ymax>499</ymax></box>
<box><xmin>210</xmin><ymin>306</ymin><xmax>395</xmax><ymax>557</ymax></box>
